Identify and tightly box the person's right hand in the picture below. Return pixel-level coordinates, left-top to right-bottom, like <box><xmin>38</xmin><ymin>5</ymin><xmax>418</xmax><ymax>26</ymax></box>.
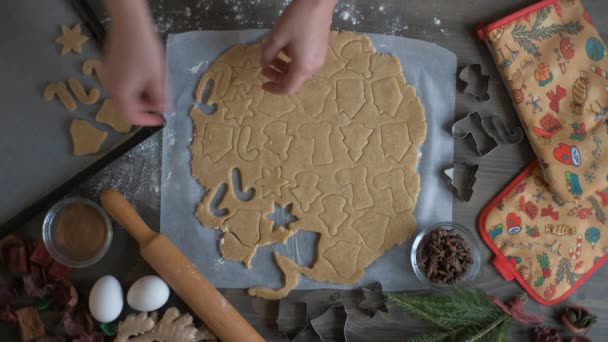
<box><xmin>260</xmin><ymin>0</ymin><xmax>337</xmax><ymax>94</ymax></box>
<box><xmin>103</xmin><ymin>0</ymin><xmax>166</xmax><ymax>126</ymax></box>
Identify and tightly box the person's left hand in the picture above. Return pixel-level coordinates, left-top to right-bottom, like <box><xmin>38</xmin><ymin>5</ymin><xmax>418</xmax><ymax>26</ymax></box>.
<box><xmin>260</xmin><ymin>0</ymin><xmax>337</xmax><ymax>94</ymax></box>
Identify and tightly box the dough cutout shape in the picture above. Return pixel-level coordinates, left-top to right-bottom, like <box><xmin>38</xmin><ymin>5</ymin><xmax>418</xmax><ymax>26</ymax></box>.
<box><xmin>68</xmin><ymin>77</ymin><xmax>100</xmax><ymax>104</ymax></box>
<box><xmin>56</xmin><ymin>24</ymin><xmax>89</xmax><ymax>55</ymax></box>
<box><xmin>44</xmin><ymin>82</ymin><xmax>77</xmax><ymax>112</ymax></box>
<box><xmin>95</xmin><ymin>99</ymin><xmax>133</xmax><ymax>133</ymax></box>
<box><xmin>83</xmin><ymin>59</ymin><xmax>104</xmax><ymax>84</ymax></box>
<box><xmin>70</xmin><ymin>119</ymin><xmax>107</xmax><ymax>156</ymax></box>
<box><xmin>190</xmin><ymin>31</ymin><xmax>426</xmax><ymax>299</ymax></box>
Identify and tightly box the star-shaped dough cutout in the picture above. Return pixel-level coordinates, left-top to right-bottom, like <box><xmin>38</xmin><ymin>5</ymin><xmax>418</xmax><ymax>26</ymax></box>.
<box><xmin>224</xmin><ymin>91</ymin><xmax>254</xmax><ymax>125</ymax></box>
<box><xmin>233</xmin><ymin>61</ymin><xmax>262</xmax><ymax>92</ymax></box>
<box><xmin>255</xmin><ymin>167</ymin><xmax>289</xmax><ymax>198</ymax></box>
<box><xmin>56</xmin><ymin>24</ymin><xmax>89</xmax><ymax>55</ymax></box>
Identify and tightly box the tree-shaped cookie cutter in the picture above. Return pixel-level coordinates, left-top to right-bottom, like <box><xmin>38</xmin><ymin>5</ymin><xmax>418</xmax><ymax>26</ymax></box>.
<box><xmin>443</xmin><ymin>162</ymin><xmax>479</xmax><ymax>202</ymax></box>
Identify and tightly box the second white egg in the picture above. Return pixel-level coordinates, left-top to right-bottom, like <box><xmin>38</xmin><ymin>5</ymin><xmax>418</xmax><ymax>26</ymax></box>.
<box><xmin>126</xmin><ymin>275</ymin><xmax>170</xmax><ymax>312</ymax></box>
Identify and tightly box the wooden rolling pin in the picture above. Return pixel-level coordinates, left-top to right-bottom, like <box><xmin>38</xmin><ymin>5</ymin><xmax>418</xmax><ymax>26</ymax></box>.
<box><xmin>100</xmin><ymin>189</ymin><xmax>265</xmax><ymax>342</ymax></box>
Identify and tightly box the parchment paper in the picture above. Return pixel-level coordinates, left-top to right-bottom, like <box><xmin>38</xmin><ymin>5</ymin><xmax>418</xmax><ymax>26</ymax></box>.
<box><xmin>162</xmin><ymin>30</ymin><xmax>456</xmax><ymax>290</ymax></box>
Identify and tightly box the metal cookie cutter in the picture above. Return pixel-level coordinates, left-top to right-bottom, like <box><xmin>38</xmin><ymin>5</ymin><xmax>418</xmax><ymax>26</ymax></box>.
<box><xmin>443</xmin><ymin>162</ymin><xmax>479</xmax><ymax>202</ymax></box>
<box><xmin>452</xmin><ymin>112</ymin><xmax>498</xmax><ymax>156</ymax></box>
<box><xmin>452</xmin><ymin>112</ymin><xmax>524</xmax><ymax>157</ymax></box>
<box><xmin>458</xmin><ymin>64</ymin><xmax>491</xmax><ymax>102</ymax></box>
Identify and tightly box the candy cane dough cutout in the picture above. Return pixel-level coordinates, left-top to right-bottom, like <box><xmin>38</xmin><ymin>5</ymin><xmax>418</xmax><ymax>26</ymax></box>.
<box><xmin>82</xmin><ymin>59</ymin><xmax>104</xmax><ymax>84</ymax></box>
<box><xmin>569</xmin><ymin>234</ymin><xmax>583</xmax><ymax>260</ymax></box>
<box><xmin>68</xmin><ymin>78</ymin><xmax>100</xmax><ymax>104</ymax></box>
<box><xmin>44</xmin><ymin>82</ymin><xmax>77</xmax><ymax>112</ymax></box>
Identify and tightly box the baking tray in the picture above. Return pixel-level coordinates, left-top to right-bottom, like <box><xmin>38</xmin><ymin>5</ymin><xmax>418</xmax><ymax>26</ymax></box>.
<box><xmin>0</xmin><ymin>0</ymin><xmax>159</xmax><ymax>233</ymax></box>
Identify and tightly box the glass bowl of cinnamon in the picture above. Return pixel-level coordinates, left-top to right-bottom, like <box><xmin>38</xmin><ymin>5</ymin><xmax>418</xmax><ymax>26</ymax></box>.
<box><xmin>43</xmin><ymin>197</ymin><xmax>113</xmax><ymax>268</ymax></box>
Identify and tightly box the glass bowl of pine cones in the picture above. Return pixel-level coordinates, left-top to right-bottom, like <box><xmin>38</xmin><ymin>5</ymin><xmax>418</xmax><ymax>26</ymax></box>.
<box><xmin>411</xmin><ymin>222</ymin><xmax>481</xmax><ymax>288</ymax></box>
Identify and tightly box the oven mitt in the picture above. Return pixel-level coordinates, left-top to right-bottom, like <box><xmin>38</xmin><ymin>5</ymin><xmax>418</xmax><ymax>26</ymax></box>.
<box><xmin>479</xmin><ymin>161</ymin><xmax>608</xmax><ymax>304</ymax></box>
<box><xmin>478</xmin><ymin>0</ymin><xmax>608</xmax><ymax>203</ymax></box>
<box><xmin>477</xmin><ymin>0</ymin><xmax>608</xmax><ymax>304</ymax></box>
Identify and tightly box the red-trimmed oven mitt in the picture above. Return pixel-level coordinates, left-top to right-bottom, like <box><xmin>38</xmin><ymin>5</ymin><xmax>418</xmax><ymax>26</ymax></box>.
<box><xmin>477</xmin><ymin>0</ymin><xmax>608</xmax><ymax>304</ymax></box>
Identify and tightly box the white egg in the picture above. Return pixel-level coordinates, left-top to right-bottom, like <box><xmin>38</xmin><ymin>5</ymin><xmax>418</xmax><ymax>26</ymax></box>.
<box><xmin>127</xmin><ymin>275</ymin><xmax>170</xmax><ymax>312</ymax></box>
<box><xmin>89</xmin><ymin>275</ymin><xmax>124</xmax><ymax>323</ymax></box>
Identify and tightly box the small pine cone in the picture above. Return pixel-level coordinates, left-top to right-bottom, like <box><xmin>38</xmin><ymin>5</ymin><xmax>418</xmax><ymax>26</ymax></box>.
<box><xmin>532</xmin><ymin>326</ymin><xmax>561</xmax><ymax>342</ymax></box>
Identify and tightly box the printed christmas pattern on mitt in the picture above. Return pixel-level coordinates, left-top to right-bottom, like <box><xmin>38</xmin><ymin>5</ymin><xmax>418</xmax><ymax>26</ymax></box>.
<box><xmin>483</xmin><ymin>0</ymin><xmax>608</xmax><ymax>204</ymax></box>
<box><xmin>482</xmin><ymin>161</ymin><xmax>608</xmax><ymax>304</ymax></box>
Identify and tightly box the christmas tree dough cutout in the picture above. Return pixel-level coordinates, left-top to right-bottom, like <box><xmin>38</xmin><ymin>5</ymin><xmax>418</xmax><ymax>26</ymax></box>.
<box><xmin>70</xmin><ymin>119</ymin><xmax>107</xmax><ymax>156</ymax></box>
<box><xmin>56</xmin><ymin>24</ymin><xmax>89</xmax><ymax>55</ymax></box>
<box><xmin>190</xmin><ymin>31</ymin><xmax>426</xmax><ymax>299</ymax></box>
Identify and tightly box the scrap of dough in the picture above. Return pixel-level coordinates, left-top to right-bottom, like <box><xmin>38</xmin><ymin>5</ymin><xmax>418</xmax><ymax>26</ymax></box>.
<box><xmin>70</xmin><ymin>119</ymin><xmax>107</xmax><ymax>156</ymax></box>
<box><xmin>190</xmin><ymin>31</ymin><xmax>426</xmax><ymax>299</ymax></box>
<box><xmin>55</xmin><ymin>24</ymin><xmax>89</xmax><ymax>55</ymax></box>
<box><xmin>95</xmin><ymin>99</ymin><xmax>133</xmax><ymax>133</ymax></box>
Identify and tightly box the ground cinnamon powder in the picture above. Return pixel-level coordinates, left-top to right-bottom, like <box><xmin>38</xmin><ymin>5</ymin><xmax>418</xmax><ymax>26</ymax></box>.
<box><xmin>53</xmin><ymin>203</ymin><xmax>107</xmax><ymax>261</ymax></box>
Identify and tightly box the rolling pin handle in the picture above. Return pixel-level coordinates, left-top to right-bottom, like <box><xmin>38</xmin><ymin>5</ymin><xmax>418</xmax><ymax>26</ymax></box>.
<box><xmin>100</xmin><ymin>189</ymin><xmax>156</xmax><ymax>247</ymax></box>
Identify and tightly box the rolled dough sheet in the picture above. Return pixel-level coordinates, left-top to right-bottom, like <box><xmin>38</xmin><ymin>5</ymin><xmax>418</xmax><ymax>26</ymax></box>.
<box><xmin>190</xmin><ymin>31</ymin><xmax>425</xmax><ymax>299</ymax></box>
<box><xmin>162</xmin><ymin>30</ymin><xmax>456</xmax><ymax>293</ymax></box>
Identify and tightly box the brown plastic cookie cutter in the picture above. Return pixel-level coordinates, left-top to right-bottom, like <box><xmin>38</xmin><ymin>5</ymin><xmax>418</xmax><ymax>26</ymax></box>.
<box><xmin>443</xmin><ymin>162</ymin><xmax>479</xmax><ymax>202</ymax></box>
<box><xmin>458</xmin><ymin>64</ymin><xmax>491</xmax><ymax>102</ymax></box>
<box><xmin>452</xmin><ymin>112</ymin><xmax>524</xmax><ymax>157</ymax></box>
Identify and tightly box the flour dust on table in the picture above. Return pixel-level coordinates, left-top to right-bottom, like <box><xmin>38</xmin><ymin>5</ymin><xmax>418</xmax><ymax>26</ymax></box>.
<box><xmin>189</xmin><ymin>31</ymin><xmax>427</xmax><ymax>299</ymax></box>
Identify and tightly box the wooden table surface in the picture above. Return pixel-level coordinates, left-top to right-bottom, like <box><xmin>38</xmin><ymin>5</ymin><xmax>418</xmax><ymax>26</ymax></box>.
<box><xmin>7</xmin><ymin>0</ymin><xmax>608</xmax><ymax>341</ymax></box>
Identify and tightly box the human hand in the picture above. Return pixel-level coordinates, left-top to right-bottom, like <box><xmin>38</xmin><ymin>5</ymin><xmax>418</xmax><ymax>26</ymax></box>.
<box><xmin>103</xmin><ymin>0</ymin><xmax>166</xmax><ymax>126</ymax></box>
<box><xmin>260</xmin><ymin>0</ymin><xmax>337</xmax><ymax>94</ymax></box>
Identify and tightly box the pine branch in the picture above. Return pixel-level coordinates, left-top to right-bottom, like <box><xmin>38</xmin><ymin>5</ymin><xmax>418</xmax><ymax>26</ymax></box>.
<box><xmin>387</xmin><ymin>294</ymin><xmax>453</xmax><ymax>330</ymax></box>
<box><xmin>406</xmin><ymin>330</ymin><xmax>454</xmax><ymax>342</ymax></box>
<box><xmin>387</xmin><ymin>289</ymin><xmax>504</xmax><ymax>330</ymax></box>
<box><xmin>494</xmin><ymin>318</ymin><xmax>513</xmax><ymax>342</ymax></box>
<box><xmin>460</xmin><ymin>315</ymin><xmax>512</xmax><ymax>342</ymax></box>
<box><xmin>388</xmin><ymin>290</ymin><xmax>535</xmax><ymax>342</ymax></box>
